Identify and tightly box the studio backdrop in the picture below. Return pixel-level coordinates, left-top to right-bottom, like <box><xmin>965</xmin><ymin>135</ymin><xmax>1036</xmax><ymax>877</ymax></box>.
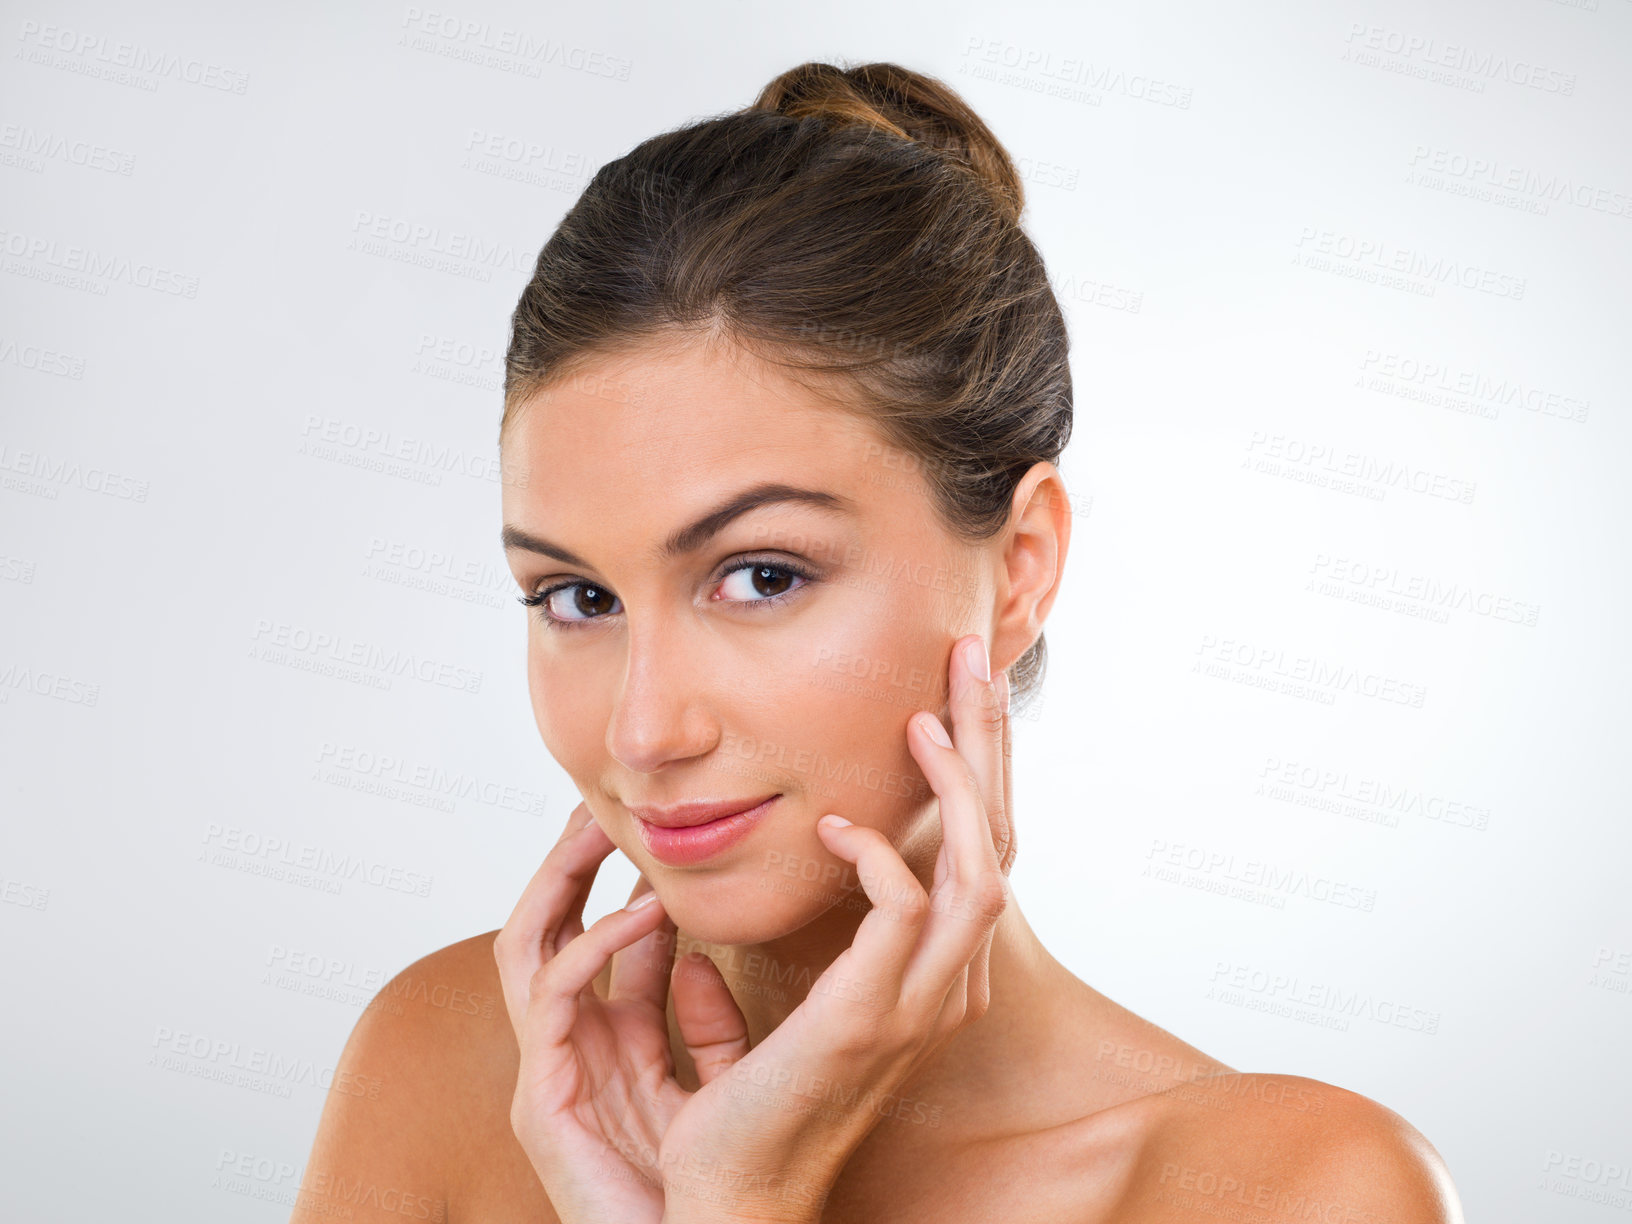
<box><xmin>1</xmin><ymin>1</ymin><xmax>1627</xmax><ymax>1221</ymax></box>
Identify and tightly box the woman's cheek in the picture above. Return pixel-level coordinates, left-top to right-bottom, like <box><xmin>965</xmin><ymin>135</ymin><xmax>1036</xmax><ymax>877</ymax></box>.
<box><xmin>527</xmin><ymin>643</ymin><xmax>589</xmax><ymax>767</ymax></box>
<box><xmin>795</xmin><ymin>626</ymin><xmax>940</xmax><ymax>827</ymax></box>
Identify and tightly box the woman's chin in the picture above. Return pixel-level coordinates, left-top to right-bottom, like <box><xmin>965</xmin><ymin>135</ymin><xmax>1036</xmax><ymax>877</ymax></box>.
<box><xmin>663</xmin><ymin>887</ymin><xmax>847</xmax><ymax>948</ymax></box>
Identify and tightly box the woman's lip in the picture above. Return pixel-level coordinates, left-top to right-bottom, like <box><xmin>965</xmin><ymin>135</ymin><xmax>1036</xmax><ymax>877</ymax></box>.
<box><xmin>634</xmin><ymin>795</ymin><xmax>778</xmax><ymax>866</ymax></box>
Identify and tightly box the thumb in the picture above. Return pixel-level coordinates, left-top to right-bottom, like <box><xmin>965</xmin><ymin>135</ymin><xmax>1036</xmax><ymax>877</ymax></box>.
<box><xmin>670</xmin><ymin>951</ymin><xmax>750</xmax><ymax>1086</ymax></box>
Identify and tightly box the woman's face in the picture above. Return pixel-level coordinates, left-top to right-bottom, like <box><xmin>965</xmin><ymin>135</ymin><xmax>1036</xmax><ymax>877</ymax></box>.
<box><xmin>500</xmin><ymin>334</ymin><xmax>995</xmax><ymax>943</ymax></box>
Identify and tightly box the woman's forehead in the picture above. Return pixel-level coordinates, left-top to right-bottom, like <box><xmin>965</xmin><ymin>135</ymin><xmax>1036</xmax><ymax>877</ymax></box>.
<box><xmin>505</xmin><ymin>344</ymin><xmax>889</xmax><ymax>484</ymax></box>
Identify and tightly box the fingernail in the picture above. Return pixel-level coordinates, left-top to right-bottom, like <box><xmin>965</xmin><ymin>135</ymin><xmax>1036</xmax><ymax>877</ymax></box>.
<box><xmin>820</xmin><ymin>814</ymin><xmax>851</xmax><ymax>830</ymax></box>
<box><xmin>917</xmin><ymin>711</ymin><xmax>954</xmax><ymax>748</ymax></box>
<box><xmin>964</xmin><ymin>637</ymin><xmax>990</xmax><ymax>683</ymax></box>
<box><xmin>624</xmin><ymin>890</ymin><xmax>660</xmax><ymax>911</ymax></box>
<box><xmin>1000</xmin><ymin>672</ymin><xmax>1011</xmax><ymax>715</ymax></box>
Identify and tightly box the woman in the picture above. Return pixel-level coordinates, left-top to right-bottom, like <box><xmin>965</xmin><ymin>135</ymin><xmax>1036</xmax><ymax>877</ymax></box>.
<box><xmin>292</xmin><ymin>61</ymin><xmax>1462</xmax><ymax>1224</ymax></box>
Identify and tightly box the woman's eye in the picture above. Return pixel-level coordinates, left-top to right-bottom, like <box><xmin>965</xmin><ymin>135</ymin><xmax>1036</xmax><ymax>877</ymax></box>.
<box><xmin>520</xmin><ymin>559</ymin><xmax>814</xmax><ymax>631</ymax></box>
<box><xmin>536</xmin><ymin>583</ymin><xmax>619</xmax><ymax>625</ymax></box>
<box><xmin>716</xmin><ymin>561</ymin><xmax>808</xmax><ymax>603</ymax></box>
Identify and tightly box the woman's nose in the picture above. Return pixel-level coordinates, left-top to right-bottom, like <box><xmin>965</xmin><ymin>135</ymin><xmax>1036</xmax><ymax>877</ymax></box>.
<box><xmin>603</xmin><ymin>624</ymin><xmax>716</xmax><ymax>775</ymax></box>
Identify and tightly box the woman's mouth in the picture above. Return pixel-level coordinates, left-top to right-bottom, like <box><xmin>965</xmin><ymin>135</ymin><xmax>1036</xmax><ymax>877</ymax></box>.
<box><xmin>632</xmin><ymin>795</ymin><xmax>780</xmax><ymax>866</ymax></box>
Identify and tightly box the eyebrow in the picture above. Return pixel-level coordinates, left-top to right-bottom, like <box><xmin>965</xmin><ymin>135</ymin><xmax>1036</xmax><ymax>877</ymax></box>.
<box><xmin>501</xmin><ymin>482</ymin><xmax>855</xmax><ymax>569</ymax></box>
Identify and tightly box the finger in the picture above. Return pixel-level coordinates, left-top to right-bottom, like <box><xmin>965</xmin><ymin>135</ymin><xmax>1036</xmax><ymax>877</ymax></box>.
<box><xmin>670</xmin><ymin>951</ymin><xmax>751</xmax><ymax>1086</ymax></box>
<box><xmin>930</xmin><ymin>964</ymin><xmax>972</xmax><ymax>1037</ymax></box>
<box><xmin>521</xmin><ymin>892</ymin><xmax>671</xmax><ymax>1052</ymax></box>
<box><xmin>899</xmin><ymin>708</ymin><xmax>1009</xmax><ymax>1009</ymax></box>
<box><xmin>546</xmin><ymin>807</ymin><xmax>611</xmax><ymax>953</ymax></box>
<box><xmin>944</xmin><ymin>634</ymin><xmax>1011</xmax><ymax>878</ymax></box>
<box><xmin>608</xmin><ymin>877</ymin><xmax>678</xmax><ymax>1014</ymax></box>
<box><xmin>996</xmin><ymin>672</ymin><xmax>1016</xmax><ymax>874</ymax></box>
<box><xmin>493</xmin><ymin>802</ymin><xmax>616</xmax><ymax>1033</ymax></box>
<box><xmin>815</xmin><ymin>814</ymin><xmax>934</xmax><ymax>1008</ymax></box>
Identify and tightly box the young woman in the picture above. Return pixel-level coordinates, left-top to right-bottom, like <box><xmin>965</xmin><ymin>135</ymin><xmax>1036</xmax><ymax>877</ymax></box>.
<box><xmin>291</xmin><ymin>61</ymin><xmax>1463</xmax><ymax>1224</ymax></box>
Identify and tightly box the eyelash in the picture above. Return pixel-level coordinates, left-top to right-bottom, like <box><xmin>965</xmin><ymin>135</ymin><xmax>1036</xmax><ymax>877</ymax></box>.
<box><xmin>517</xmin><ymin>556</ymin><xmax>819</xmax><ymax>632</ymax></box>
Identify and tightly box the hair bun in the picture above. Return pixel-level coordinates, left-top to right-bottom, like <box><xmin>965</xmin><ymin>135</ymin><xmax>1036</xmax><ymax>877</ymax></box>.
<box><xmin>749</xmin><ymin>60</ymin><xmax>1024</xmax><ymax>225</ymax></box>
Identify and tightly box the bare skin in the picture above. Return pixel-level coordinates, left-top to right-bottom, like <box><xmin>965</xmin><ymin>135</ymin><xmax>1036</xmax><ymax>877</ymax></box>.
<box><xmin>290</xmin><ymin>331</ymin><xmax>1463</xmax><ymax>1224</ymax></box>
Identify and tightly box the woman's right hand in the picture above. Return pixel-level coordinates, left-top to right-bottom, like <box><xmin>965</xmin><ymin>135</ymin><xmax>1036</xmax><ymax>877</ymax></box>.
<box><xmin>492</xmin><ymin>801</ymin><xmax>687</xmax><ymax>1224</ymax></box>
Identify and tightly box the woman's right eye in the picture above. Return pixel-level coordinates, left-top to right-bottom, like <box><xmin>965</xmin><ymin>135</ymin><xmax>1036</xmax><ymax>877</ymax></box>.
<box><xmin>518</xmin><ymin>582</ymin><xmax>621</xmax><ymax>630</ymax></box>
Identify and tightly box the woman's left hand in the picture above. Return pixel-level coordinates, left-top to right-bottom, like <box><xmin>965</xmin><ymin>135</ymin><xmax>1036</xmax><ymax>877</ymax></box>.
<box><xmin>654</xmin><ymin>633</ymin><xmax>1016</xmax><ymax>1223</ymax></box>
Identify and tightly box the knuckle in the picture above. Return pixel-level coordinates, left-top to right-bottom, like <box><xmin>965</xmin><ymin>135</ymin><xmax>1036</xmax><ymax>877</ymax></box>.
<box><xmin>860</xmin><ymin>995</ymin><xmax>901</xmax><ymax>1035</ymax></box>
<box><xmin>840</xmin><ymin>1027</ymin><xmax>887</xmax><ymax>1062</ymax></box>
<box><xmin>974</xmin><ymin>870</ymin><xmax>1009</xmax><ymax>920</ymax></box>
<box><xmin>976</xmin><ymin>695</ymin><xmax>1005</xmax><ymax>732</ymax></box>
<box><xmin>508</xmin><ymin>1091</ymin><xmax>533</xmax><ymax>1140</ymax></box>
<box><xmin>965</xmin><ymin>991</ymin><xmax>990</xmax><ymax>1026</ymax></box>
<box><xmin>893</xmin><ymin>883</ymin><xmax>932</xmax><ymax>924</ymax></box>
<box><xmin>526</xmin><ymin>963</ymin><xmax>554</xmax><ymax>1005</ymax></box>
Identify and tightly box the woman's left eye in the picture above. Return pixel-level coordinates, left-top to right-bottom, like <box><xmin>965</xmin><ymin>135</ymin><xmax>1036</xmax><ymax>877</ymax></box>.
<box><xmin>715</xmin><ymin>559</ymin><xmax>812</xmax><ymax>603</ymax></box>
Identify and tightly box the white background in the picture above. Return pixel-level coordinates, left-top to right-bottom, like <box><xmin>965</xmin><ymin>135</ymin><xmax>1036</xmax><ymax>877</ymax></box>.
<box><xmin>2</xmin><ymin>1</ymin><xmax>1628</xmax><ymax>1220</ymax></box>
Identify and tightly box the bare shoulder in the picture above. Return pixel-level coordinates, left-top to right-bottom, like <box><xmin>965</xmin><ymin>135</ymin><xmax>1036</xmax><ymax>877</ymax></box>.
<box><xmin>289</xmin><ymin>929</ymin><xmax>545</xmax><ymax>1224</ymax></box>
<box><xmin>1102</xmin><ymin>1071</ymin><xmax>1464</xmax><ymax>1224</ymax></box>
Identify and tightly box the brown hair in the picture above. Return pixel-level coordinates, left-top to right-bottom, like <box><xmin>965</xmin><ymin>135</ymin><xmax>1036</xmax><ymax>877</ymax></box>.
<box><xmin>501</xmin><ymin>60</ymin><xmax>1072</xmax><ymax>714</ymax></box>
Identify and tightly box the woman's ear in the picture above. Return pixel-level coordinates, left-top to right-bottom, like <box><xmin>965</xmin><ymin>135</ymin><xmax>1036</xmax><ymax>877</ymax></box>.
<box><xmin>989</xmin><ymin>462</ymin><xmax>1072</xmax><ymax>673</ymax></box>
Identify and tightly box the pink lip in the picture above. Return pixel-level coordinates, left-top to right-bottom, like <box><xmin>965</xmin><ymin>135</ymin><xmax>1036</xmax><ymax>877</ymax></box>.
<box><xmin>633</xmin><ymin>795</ymin><xmax>779</xmax><ymax>866</ymax></box>
<box><xmin>628</xmin><ymin>794</ymin><xmax>781</xmax><ymax>828</ymax></box>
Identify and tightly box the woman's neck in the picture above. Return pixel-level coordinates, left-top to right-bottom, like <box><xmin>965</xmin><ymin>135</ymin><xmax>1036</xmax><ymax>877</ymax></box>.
<box><xmin>670</xmin><ymin>893</ymin><xmax>1078</xmax><ymax>1142</ymax></box>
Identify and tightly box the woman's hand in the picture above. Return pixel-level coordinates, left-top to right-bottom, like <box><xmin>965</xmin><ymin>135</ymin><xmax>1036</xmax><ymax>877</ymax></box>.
<box><xmin>493</xmin><ymin>632</ymin><xmax>1015</xmax><ymax>1224</ymax></box>
<box><xmin>653</xmin><ymin>632</ymin><xmax>1016</xmax><ymax>1223</ymax></box>
<box><xmin>492</xmin><ymin>803</ymin><xmax>685</xmax><ymax>1224</ymax></box>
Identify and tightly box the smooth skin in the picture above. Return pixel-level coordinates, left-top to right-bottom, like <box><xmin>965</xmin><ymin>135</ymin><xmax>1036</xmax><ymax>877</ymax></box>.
<box><xmin>493</xmin><ymin>635</ymin><xmax>1012</xmax><ymax>1224</ymax></box>
<box><xmin>289</xmin><ymin>331</ymin><xmax>1464</xmax><ymax>1224</ymax></box>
